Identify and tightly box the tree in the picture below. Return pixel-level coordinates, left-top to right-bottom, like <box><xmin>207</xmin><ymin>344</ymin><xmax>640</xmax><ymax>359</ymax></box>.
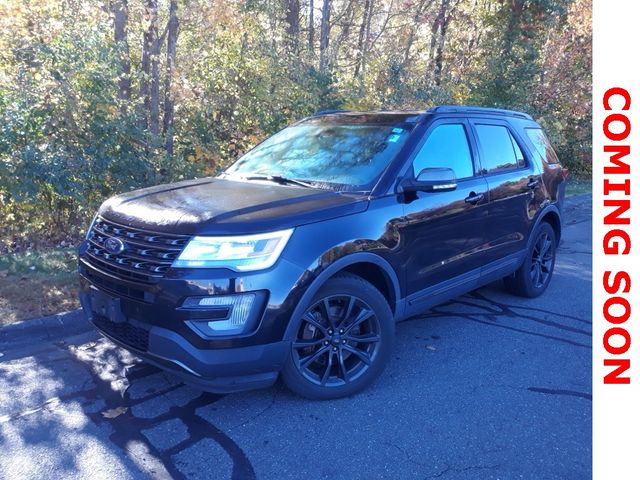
<box><xmin>431</xmin><ymin>0</ymin><xmax>452</xmax><ymax>86</ymax></box>
<box><xmin>163</xmin><ymin>0</ymin><xmax>179</xmax><ymax>155</ymax></box>
<box><xmin>140</xmin><ymin>0</ymin><xmax>160</xmax><ymax>140</ymax></box>
<box><xmin>401</xmin><ymin>0</ymin><xmax>434</xmax><ymax>68</ymax></box>
<box><xmin>285</xmin><ymin>0</ymin><xmax>301</xmax><ymax>52</ymax></box>
<box><xmin>319</xmin><ymin>0</ymin><xmax>331</xmax><ymax>72</ymax></box>
<box><xmin>354</xmin><ymin>0</ymin><xmax>374</xmax><ymax>84</ymax></box>
<box><xmin>308</xmin><ymin>0</ymin><xmax>315</xmax><ymax>52</ymax></box>
<box><xmin>111</xmin><ymin>0</ymin><xmax>131</xmax><ymax>113</ymax></box>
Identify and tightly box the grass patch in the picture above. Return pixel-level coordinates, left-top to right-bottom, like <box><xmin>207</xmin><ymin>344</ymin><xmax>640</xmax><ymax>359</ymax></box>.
<box><xmin>0</xmin><ymin>248</ymin><xmax>79</xmax><ymax>325</ymax></box>
<box><xmin>566</xmin><ymin>177</ymin><xmax>592</xmax><ymax>197</ymax></box>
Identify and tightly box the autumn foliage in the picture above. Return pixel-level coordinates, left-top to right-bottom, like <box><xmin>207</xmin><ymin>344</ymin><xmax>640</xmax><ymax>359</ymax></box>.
<box><xmin>0</xmin><ymin>0</ymin><xmax>591</xmax><ymax>252</ymax></box>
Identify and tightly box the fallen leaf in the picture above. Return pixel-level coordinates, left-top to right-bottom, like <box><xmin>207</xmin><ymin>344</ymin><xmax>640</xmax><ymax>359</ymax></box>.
<box><xmin>101</xmin><ymin>406</ymin><xmax>128</xmax><ymax>419</ymax></box>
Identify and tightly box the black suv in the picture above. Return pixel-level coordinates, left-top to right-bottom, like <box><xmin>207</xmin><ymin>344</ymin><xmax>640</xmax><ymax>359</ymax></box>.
<box><xmin>79</xmin><ymin>106</ymin><xmax>567</xmax><ymax>399</ymax></box>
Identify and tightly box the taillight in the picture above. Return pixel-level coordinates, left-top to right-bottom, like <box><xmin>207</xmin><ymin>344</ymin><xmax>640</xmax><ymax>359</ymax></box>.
<box><xmin>561</xmin><ymin>168</ymin><xmax>570</xmax><ymax>180</ymax></box>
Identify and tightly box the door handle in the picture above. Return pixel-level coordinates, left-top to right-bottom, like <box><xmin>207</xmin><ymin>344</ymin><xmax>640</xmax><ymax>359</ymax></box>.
<box><xmin>527</xmin><ymin>178</ymin><xmax>540</xmax><ymax>189</ymax></box>
<box><xmin>464</xmin><ymin>192</ymin><xmax>484</xmax><ymax>205</ymax></box>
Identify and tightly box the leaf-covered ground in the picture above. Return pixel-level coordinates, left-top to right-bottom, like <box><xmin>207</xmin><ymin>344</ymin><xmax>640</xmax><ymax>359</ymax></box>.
<box><xmin>0</xmin><ymin>248</ymin><xmax>79</xmax><ymax>324</ymax></box>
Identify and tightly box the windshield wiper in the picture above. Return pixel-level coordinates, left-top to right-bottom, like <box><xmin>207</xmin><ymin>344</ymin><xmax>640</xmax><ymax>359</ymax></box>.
<box><xmin>242</xmin><ymin>174</ymin><xmax>315</xmax><ymax>189</ymax></box>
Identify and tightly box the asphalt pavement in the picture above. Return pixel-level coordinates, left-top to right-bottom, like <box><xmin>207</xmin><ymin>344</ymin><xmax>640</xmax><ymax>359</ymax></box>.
<box><xmin>0</xmin><ymin>194</ymin><xmax>592</xmax><ymax>480</ymax></box>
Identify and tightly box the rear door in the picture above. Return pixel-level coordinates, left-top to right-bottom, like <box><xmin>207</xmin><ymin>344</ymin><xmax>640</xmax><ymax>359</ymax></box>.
<box><xmin>398</xmin><ymin>118</ymin><xmax>489</xmax><ymax>305</ymax></box>
<box><xmin>469</xmin><ymin>118</ymin><xmax>545</xmax><ymax>265</ymax></box>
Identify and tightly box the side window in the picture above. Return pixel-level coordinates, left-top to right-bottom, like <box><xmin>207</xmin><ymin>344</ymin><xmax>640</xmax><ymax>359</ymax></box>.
<box><xmin>412</xmin><ymin>124</ymin><xmax>474</xmax><ymax>180</ymax></box>
<box><xmin>511</xmin><ymin>135</ymin><xmax>526</xmax><ymax>168</ymax></box>
<box><xmin>526</xmin><ymin>128</ymin><xmax>560</xmax><ymax>165</ymax></box>
<box><xmin>475</xmin><ymin>124</ymin><xmax>526</xmax><ymax>174</ymax></box>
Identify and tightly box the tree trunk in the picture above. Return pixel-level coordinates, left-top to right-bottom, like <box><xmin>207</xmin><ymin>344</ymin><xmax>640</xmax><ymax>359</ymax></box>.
<box><xmin>139</xmin><ymin>0</ymin><xmax>155</xmax><ymax>132</ymax></box>
<box><xmin>361</xmin><ymin>0</ymin><xmax>374</xmax><ymax>85</ymax></box>
<box><xmin>428</xmin><ymin>0</ymin><xmax>449</xmax><ymax>86</ymax></box>
<box><xmin>319</xmin><ymin>0</ymin><xmax>331</xmax><ymax>73</ymax></box>
<box><xmin>433</xmin><ymin>0</ymin><xmax>450</xmax><ymax>86</ymax></box>
<box><xmin>353</xmin><ymin>0</ymin><xmax>373</xmax><ymax>83</ymax></box>
<box><xmin>139</xmin><ymin>33</ymin><xmax>149</xmax><ymax>130</ymax></box>
<box><xmin>285</xmin><ymin>0</ymin><xmax>300</xmax><ymax>52</ymax></box>
<box><xmin>401</xmin><ymin>0</ymin><xmax>433</xmax><ymax>67</ymax></box>
<box><xmin>163</xmin><ymin>0</ymin><xmax>179</xmax><ymax>155</ymax></box>
<box><xmin>140</xmin><ymin>0</ymin><xmax>160</xmax><ymax>141</ymax></box>
<box><xmin>332</xmin><ymin>0</ymin><xmax>356</xmax><ymax>67</ymax></box>
<box><xmin>308</xmin><ymin>0</ymin><xmax>315</xmax><ymax>53</ymax></box>
<box><xmin>148</xmin><ymin>3</ymin><xmax>161</xmax><ymax>141</ymax></box>
<box><xmin>112</xmin><ymin>0</ymin><xmax>131</xmax><ymax>114</ymax></box>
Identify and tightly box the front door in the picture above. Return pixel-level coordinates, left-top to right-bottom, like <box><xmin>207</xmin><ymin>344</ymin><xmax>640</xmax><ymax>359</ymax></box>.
<box><xmin>398</xmin><ymin>120</ymin><xmax>489</xmax><ymax>306</ymax></box>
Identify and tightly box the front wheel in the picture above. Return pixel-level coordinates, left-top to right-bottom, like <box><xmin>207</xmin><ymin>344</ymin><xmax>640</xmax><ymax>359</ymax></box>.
<box><xmin>504</xmin><ymin>222</ymin><xmax>557</xmax><ymax>298</ymax></box>
<box><xmin>281</xmin><ymin>274</ymin><xmax>394</xmax><ymax>400</ymax></box>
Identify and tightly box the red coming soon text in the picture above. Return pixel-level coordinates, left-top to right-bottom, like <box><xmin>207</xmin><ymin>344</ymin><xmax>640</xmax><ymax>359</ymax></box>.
<box><xmin>602</xmin><ymin>87</ymin><xmax>632</xmax><ymax>384</ymax></box>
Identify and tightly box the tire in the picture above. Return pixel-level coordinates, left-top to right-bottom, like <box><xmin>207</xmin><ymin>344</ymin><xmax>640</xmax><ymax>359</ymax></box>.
<box><xmin>281</xmin><ymin>273</ymin><xmax>394</xmax><ymax>400</ymax></box>
<box><xmin>504</xmin><ymin>222</ymin><xmax>557</xmax><ymax>298</ymax></box>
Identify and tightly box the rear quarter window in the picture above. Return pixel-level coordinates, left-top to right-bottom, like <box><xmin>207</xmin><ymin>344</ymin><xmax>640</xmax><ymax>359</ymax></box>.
<box><xmin>525</xmin><ymin>128</ymin><xmax>560</xmax><ymax>165</ymax></box>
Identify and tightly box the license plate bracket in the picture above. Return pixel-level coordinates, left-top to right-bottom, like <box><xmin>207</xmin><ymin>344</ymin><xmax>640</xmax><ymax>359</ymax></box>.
<box><xmin>90</xmin><ymin>290</ymin><xmax>126</xmax><ymax>324</ymax></box>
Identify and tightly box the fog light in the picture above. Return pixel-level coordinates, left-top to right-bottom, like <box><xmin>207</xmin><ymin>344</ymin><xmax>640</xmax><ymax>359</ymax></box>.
<box><xmin>183</xmin><ymin>293</ymin><xmax>256</xmax><ymax>336</ymax></box>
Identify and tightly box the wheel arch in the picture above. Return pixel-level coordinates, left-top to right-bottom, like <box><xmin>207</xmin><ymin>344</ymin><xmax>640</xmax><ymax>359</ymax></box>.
<box><xmin>283</xmin><ymin>253</ymin><xmax>402</xmax><ymax>341</ymax></box>
<box><xmin>543</xmin><ymin>210</ymin><xmax>562</xmax><ymax>244</ymax></box>
<box><xmin>530</xmin><ymin>205</ymin><xmax>562</xmax><ymax>248</ymax></box>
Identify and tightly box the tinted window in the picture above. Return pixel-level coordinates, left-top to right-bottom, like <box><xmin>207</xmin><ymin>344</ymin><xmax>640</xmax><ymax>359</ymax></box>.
<box><xmin>412</xmin><ymin>124</ymin><xmax>474</xmax><ymax>179</ymax></box>
<box><xmin>226</xmin><ymin>124</ymin><xmax>411</xmax><ymax>190</ymax></box>
<box><xmin>475</xmin><ymin>125</ymin><xmax>526</xmax><ymax>173</ymax></box>
<box><xmin>512</xmin><ymin>136</ymin><xmax>525</xmax><ymax>167</ymax></box>
<box><xmin>526</xmin><ymin>128</ymin><xmax>560</xmax><ymax>164</ymax></box>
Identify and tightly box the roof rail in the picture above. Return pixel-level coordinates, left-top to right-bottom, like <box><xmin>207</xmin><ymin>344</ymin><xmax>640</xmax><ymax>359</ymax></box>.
<box><xmin>314</xmin><ymin>109</ymin><xmax>351</xmax><ymax>115</ymax></box>
<box><xmin>428</xmin><ymin>105</ymin><xmax>533</xmax><ymax>120</ymax></box>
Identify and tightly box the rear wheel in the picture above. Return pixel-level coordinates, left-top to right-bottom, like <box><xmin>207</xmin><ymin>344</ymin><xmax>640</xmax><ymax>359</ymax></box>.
<box><xmin>504</xmin><ymin>222</ymin><xmax>557</xmax><ymax>298</ymax></box>
<box><xmin>281</xmin><ymin>274</ymin><xmax>394</xmax><ymax>399</ymax></box>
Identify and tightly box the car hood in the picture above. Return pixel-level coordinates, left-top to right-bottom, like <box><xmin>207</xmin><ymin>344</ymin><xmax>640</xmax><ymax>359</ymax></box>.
<box><xmin>99</xmin><ymin>177</ymin><xmax>369</xmax><ymax>234</ymax></box>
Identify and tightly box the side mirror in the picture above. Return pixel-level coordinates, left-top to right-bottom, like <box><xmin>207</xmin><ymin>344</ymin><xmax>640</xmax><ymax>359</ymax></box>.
<box><xmin>399</xmin><ymin>167</ymin><xmax>457</xmax><ymax>193</ymax></box>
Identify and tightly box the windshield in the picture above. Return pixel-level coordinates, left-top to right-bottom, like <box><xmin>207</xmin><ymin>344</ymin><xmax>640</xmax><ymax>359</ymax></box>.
<box><xmin>225</xmin><ymin>121</ymin><xmax>413</xmax><ymax>190</ymax></box>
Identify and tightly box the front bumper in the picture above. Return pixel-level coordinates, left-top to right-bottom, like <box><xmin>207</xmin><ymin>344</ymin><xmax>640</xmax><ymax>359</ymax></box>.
<box><xmin>78</xmin><ymin>247</ymin><xmax>307</xmax><ymax>393</ymax></box>
<box><xmin>81</xmin><ymin>291</ymin><xmax>288</xmax><ymax>392</ymax></box>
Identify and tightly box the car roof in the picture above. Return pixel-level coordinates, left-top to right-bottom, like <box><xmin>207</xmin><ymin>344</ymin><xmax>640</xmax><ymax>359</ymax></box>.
<box><xmin>309</xmin><ymin>105</ymin><xmax>534</xmax><ymax>123</ymax></box>
<box><xmin>427</xmin><ymin>105</ymin><xmax>533</xmax><ymax>120</ymax></box>
<box><xmin>304</xmin><ymin>111</ymin><xmax>424</xmax><ymax>125</ymax></box>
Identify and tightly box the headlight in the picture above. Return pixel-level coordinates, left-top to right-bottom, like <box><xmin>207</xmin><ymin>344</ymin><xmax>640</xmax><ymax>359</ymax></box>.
<box><xmin>172</xmin><ymin>228</ymin><xmax>294</xmax><ymax>271</ymax></box>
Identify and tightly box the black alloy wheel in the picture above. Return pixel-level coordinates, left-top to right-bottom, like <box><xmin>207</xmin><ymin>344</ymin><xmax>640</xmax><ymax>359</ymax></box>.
<box><xmin>530</xmin><ymin>230</ymin><xmax>554</xmax><ymax>289</ymax></box>
<box><xmin>293</xmin><ymin>294</ymin><xmax>381</xmax><ymax>386</ymax></box>
<box><xmin>504</xmin><ymin>221</ymin><xmax>557</xmax><ymax>298</ymax></box>
<box><xmin>282</xmin><ymin>274</ymin><xmax>394</xmax><ymax>399</ymax></box>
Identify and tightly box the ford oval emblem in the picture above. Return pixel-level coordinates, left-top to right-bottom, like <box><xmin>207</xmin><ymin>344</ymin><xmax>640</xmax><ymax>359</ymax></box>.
<box><xmin>104</xmin><ymin>237</ymin><xmax>125</xmax><ymax>254</ymax></box>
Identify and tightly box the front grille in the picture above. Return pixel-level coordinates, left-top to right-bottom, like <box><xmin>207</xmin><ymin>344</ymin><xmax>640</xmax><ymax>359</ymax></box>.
<box><xmin>83</xmin><ymin>268</ymin><xmax>146</xmax><ymax>301</ymax></box>
<box><xmin>93</xmin><ymin>314</ymin><xmax>150</xmax><ymax>352</ymax></box>
<box><xmin>84</xmin><ymin>217</ymin><xmax>190</xmax><ymax>283</ymax></box>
